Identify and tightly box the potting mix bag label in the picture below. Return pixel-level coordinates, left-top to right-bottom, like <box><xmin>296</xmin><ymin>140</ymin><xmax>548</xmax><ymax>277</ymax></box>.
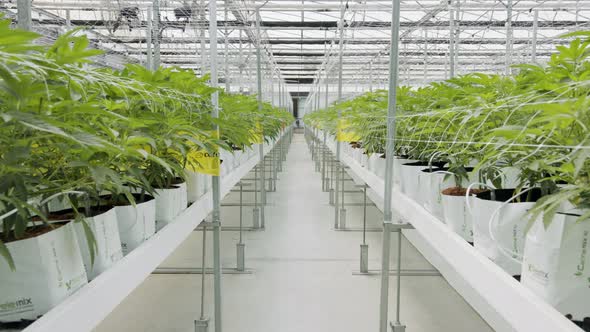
<box><xmin>336</xmin><ymin>119</ymin><xmax>361</xmax><ymax>142</ymax></box>
<box><xmin>522</xmin><ymin>212</ymin><xmax>590</xmax><ymax>320</ymax></box>
<box><xmin>0</xmin><ymin>222</ymin><xmax>88</xmax><ymax>322</ymax></box>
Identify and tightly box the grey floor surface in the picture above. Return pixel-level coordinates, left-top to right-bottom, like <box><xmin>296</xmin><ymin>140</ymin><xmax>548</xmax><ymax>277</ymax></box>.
<box><xmin>94</xmin><ymin>133</ymin><xmax>494</xmax><ymax>332</ymax></box>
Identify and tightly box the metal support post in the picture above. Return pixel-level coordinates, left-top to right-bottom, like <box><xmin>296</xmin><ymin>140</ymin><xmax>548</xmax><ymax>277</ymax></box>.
<box><xmin>369</xmin><ymin>62</ymin><xmax>373</xmax><ymax>92</ymax></box>
<box><xmin>153</xmin><ymin>0</ymin><xmax>160</xmax><ymax>69</ymax></box>
<box><xmin>253</xmin><ymin>165</ymin><xmax>260</xmax><ymax>229</ymax></box>
<box><xmin>532</xmin><ymin>10</ymin><xmax>539</xmax><ymax>63</ymax></box>
<box><xmin>255</xmin><ymin>8</ymin><xmax>266</xmax><ymax>227</ymax></box>
<box><xmin>199</xmin><ymin>0</ymin><xmax>207</xmax><ymax>75</ymax></box>
<box><xmin>329</xmin><ymin>154</ymin><xmax>335</xmax><ymax>204</ymax></box>
<box><xmin>505</xmin><ymin>0</ymin><xmax>514</xmax><ymax>75</ymax></box>
<box><xmin>224</xmin><ymin>0</ymin><xmax>230</xmax><ymax>92</ymax></box>
<box><xmin>65</xmin><ymin>9</ymin><xmax>71</xmax><ymax>29</ymax></box>
<box><xmin>360</xmin><ymin>184</ymin><xmax>369</xmax><ymax>273</ymax></box>
<box><xmin>17</xmin><ymin>0</ymin><xmax>32</xmax><ymax>30</ymax></box>
<box><xmin>334</xmin><ymin>0</ymin><xmax>345</xmax><ymax>230</ymax></box>
<box><xmin>146</xmin><ymin>8</ymin><xmax>153</xmax><ymax>70</ymax></box>
<box><xmin>208</xmin><ymin>1</ymin><xmax>221</xmax><ymax>331</ymax></box>
<box><xmin>194</xmin><ymin>224</ymin><xmax>209</xmax><ymax>331</ymax></box>
<box><xmin>236</xmin><ymin>182</ymin><xmax>246</xmax><ymax>271</ymax></box>
<box><xmin>340</xmin><ymin>164</ymin><xmax>347</xmax><ymax>228</ymax></box>
<box><xmin>448</xmin><ymin>1</ymin><xmax>455</xmax><ymax>78</ymax></box>
<box><xmin>322</xmin><ymin>133</ymin><xmax>327</xmax><ymax>191</ymax></box>
<box><xmin>270</xmin><ymin>148</ymin><xmax>276</xmax><ymax>192</ymax></box>
<box><xmin>380</xmin><ymin>0</ymin><xmax>406</xmax><ymax>330</ymax></box>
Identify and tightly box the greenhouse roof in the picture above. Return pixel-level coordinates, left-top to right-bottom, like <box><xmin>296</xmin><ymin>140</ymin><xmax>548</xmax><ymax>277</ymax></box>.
<box><xmin>2</xmin><ymin>0</ymin><xmax>589</xmax><ymax>97</ymax></box>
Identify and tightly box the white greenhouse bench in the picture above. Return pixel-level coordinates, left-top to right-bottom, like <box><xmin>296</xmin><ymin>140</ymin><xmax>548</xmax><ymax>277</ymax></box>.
<box><xmin>321</xmin><ymin>132</ymin><xmax>583</xmax><ymax>332</ymax></box>
<box><xmin>21</xmin><ymin>138</ymin><xmax>282</xmax><ymax>332</ymax></box>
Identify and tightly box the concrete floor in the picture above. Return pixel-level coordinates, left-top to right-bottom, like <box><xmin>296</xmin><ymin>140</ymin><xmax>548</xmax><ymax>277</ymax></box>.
<box><xmin>95</xmin><ymin>133</ymin><xmax>493</xmax><ymax>332</ymax></box>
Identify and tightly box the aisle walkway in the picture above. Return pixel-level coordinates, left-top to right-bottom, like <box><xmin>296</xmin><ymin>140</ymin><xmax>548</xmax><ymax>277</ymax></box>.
<box><xmin>96</xmin><ymin>133</ymin><xmax>493</xmax><ymax>332</ymax></box>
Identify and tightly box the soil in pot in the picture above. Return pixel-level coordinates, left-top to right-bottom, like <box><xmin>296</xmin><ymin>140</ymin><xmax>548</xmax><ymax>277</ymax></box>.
<box><xmin>567</xmin><ymin>315</ymin><xmax>590</xmax><ymax>332</ymax></box>
<box><xmin>441</xmin><ymin>187</ymin><xmax>486</xmax><ymax>196</ymax></box>
<box><xmin>4</xmin><ymin>221</ymin><xmax>66</xmax><ymax>243</ymax></box>
<box><xmin>475</xmin><ymin>188</ymin><xmax>544</xmax><ymax>203</ymax></box>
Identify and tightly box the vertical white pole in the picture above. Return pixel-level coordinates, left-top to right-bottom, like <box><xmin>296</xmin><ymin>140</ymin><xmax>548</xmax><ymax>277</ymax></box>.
<box><xmin>423</xmin><ymin>29</ymin><xmax>427</xmax><ymax>82</ymax></box>
<box><xmin>209</xmin><ymin>1</ymin><xmax>222</xmax><ymax>331</ymax></box>
<box><xmin>17</xmin><ymin>0</ymin><xmax>32</xmax><ymax>30</ymax></box>
<box><xmin>239</xmin><ymin>29</ymin><xmax>243</xmax><ymax>92</ymax></box>
<box><xmin>505</xmin><ymin>0</ymin><xmax>513</xmax><ymax>75</ymax></box>
<box><xmin>455</xmin><ymin>0</ymin><xmax>460</xmax><ymax>76</ymax></box>
<box><xmin>335</xmin><ymin>0</ymin><xmax>345</xmax><ymax>229</ymax></box>
<box><xmin>65</xmin><ymin>9</ymin><xmax>71</xmax><ymax>29</ymax></box>
<box><xmin>369</xmin><ymin>61</ymin><xmax>373</xmax><ymax>92</ymax></box>
<box><xmin>448</xmin><ymin>1</ymin><xmax>455</xmax><ymax>78</ymax></box>
<box><xmin>224</xmin><ymin>0</ymin><xmax>230</xmax><ymax>92</ymax></box>
<box><xmin>146</xmin><ymin>7</ymin><xmax>153</xmax><ymax>70</ymax></box>
<box><xmin>152</xmin><ymin>0</ymin><xmax>160</xmax><ymax>69</ymax></box>
<box><xmin>532</xmin><ymin>10</ymin><xmax>538</xmax><ymax>63</ymax></box>
<box><xmin>379</xmin><ymin>0</ymin><xmax>402</xmax><ymax>330</ymax></box>
<box><xmin>256</xmin><ymin>8</ymin><xmax>266</xmax><ymax>224</ymax></box>
<box><xmin>200</xmin><ymin>0</ymin><xmax>207</xmax><ymax>75</ymax></box>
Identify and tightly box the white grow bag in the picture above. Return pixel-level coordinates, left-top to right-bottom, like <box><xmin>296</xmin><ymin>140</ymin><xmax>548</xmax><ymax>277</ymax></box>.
<box><xmin>154</xmin><ymin>184</ymin><xmax>188</xmax><ymax>231</ymax></box>
<box><xmin>399</xmin><ymin>161</ymin><xmax>431</xmax><ymax>200</ymax></box>
<box><xmin>470</xmin><ymin>188</ymin><xmax>541</xmax><ymax>276</ymax></box>
<box><xmin>522</xmin><ymin>207</ymin><xmax>590</xmax><ymax>321</ymax></box>
<box><xmin>0</xmin><ymin>222</ymin><xmax>88</xmax><ymax>322</ymax></box>
<box><xmin>373</xmin><ymin>155</ymin><xmax>386</xmax><ymax>179</ymax></box>
<box><xmin>442</xmin><ymin>193</ymin><xmax>475</xmax><ymax>242</ymax></box>
<box><xmin>186</xmin><ymin>171</ymin><xmax>207</xmax><ymax>203</ymax></box>
<box><xmin>427</xmin><ymin>169</ymin><xmax>477</xmax><ymax>221</ymax></box>
<box><xmin>74</xmin><ymin>207</ymin><xmax>123</xmax><ymax>280</ymax></box>
<box><xmin>114</xmin><ymin>194</ymin><xmax>156</xmax><ymax>255</ymax></box>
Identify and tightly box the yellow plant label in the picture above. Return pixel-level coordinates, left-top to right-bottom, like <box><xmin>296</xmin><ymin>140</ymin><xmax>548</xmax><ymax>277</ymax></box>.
<box><xmin>336</xmin><ymin>119</ymin><xmax>360</xmax><ymax>142</ymax></box>
<box><xmin>249</xmin><ymin>123</ymin><xmax>263</xmax><ymax>144</ymax></box>
<box><xmin>186</xmin><ymin>130</ymin><xmax>221</xmax><ymax>176</ymax></box>
<box><xmin>186</xmin><ymin>149</ymin><xmax>220</xmax><ymax>176</ymax></box>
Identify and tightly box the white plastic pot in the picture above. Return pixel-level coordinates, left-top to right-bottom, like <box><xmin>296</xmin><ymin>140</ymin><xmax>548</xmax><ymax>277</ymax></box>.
<box><xmin>470</xmin><ymin>189</ymin><xmax>542</xmax><ymax>276</ymax></box>
<box><xmin>367</xmin><ymin>154</ymin><xmax>378</xmax><ymax>174</ymax></box>
<box><xmin>442</xmin><ymin>192</ymin><xmax>475</xmax><ymax>242</ymax></box>
<box><xmin>394</xmin><ymin>157</ymin><xmax>418</xmax><ymax>188</ymax></box>
<box><xmin>418</xmin><ymin>169</ymin><xmax>446</xmax><ymax>217</ymax></box>
<box><xmin>200</xmin><ymin>174</ymin><xmax>211</xmax><ymax>194</ymax></box>
<box><xmin>185</xmin><ymin>170</ymin><xmax>205</xmax><ymax>203</ymax></box>
<box><xmin>175</xmin><ymin>181</ymin><xmax>188</xmax><ymax>212</ymax></box>
<box><xmin>0</xmin><ymin>222</ymin><xmax>88</xmax><ymax>322</ymax></box>
<box><xmin>74</xmin><ymin>207</ymin><xmax>123</xmax><ymax>280</ymax></box>
<box><xmin>154</xmin><ymin>185</ymin><xmax>187</xmax><ymax>231</ymax></box>
<box><xmin>522</xmin><ymin>207</ymin><xmax>590</xmax><ymax>321</ymax></box>
<box><xmin>220</xmin><ymin>150</ymin><xmax>233</xmax><ymax>176</ymax></box>
<box><xmin>427</xmin><ymin>169</ymin><xmax>477</xmax><ymax>220</ymax></box>
<box><xmin>360</xmin><ymin>151</ymin><xmax>369</xmax><ymax>168</ymax></box>
<box><xmin>373</xmin><ymin>155</ymin><xmax>386</xmax><ymax>179</ymax></box>
<box><xmin>114</xmin><ymin>194</ymin><xmax>156</xmax><ymax>255</ymax></box>
<box><xmin>399</xmin><ymin>161</ymin><xmax>433</xmax><ymax>200</ymax></box>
